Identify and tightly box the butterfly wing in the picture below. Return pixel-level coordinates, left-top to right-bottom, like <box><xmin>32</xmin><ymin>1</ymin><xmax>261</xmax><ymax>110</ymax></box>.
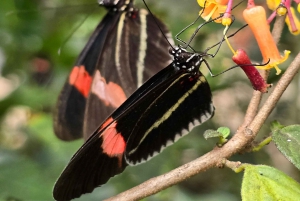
<box><xmin>53</xmin><ymin>12</ymin><xmax>122</xmax><ymax>141</ymax></box>
<box><xmin>125</xmin><ymin>71</ymin><xmax>214</xmax><ymax>164</ymax></box>
<box><xmin>83</xmin><ymin>9</ymin><xmax>173</xmax><ymax>139</ymax></box>
<box><xmin>53</xmin><ymin>56</ymin><xmax>214</xmax><ymax>200</ymax></box>
<box><xmin>53</xmin><ymin>63</ymin><xmax>178</xmax><ymax>200</ymax></box>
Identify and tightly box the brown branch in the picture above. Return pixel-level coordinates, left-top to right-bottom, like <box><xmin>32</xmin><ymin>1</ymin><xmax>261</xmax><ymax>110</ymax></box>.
<box><xmin>249</xmin><ymin>52</ymin><xmax>300</xmax><ymax>133</ymax></box>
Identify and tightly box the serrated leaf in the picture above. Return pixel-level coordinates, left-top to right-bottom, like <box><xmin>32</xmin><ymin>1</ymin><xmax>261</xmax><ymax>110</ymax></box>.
<box><xmin>272</xmin><ymin>124</ymin><xmax>300</xmax><ymax>170</ymax></box>
<box><xmin>241</xmin><ymin>164</ymin><xmax>300</xmax><ymax>201</ymax></box>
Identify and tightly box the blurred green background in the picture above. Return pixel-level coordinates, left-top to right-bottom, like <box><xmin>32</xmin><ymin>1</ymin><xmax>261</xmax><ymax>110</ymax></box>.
<box><xmin>0</xmin><ymin>0</ymin><xmax>299</xmax><ymax>200</ymax></box>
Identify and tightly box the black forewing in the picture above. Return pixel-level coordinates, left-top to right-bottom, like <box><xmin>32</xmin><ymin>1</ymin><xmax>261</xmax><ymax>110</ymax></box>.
<box><xmin>53</xmin><ymin>135</ymin><xmax>127</xmax><ymax>200</ymax></box>
<box><xmin>125</xmin><ymin>72</ymin><xmax>214</xmax><ymax>164</ymax></box>
<box><xmin>53</xmin><ymin>63</ymin><xmax>179</xmax><ymax>200</ymax></box>
<box><xmin>83</xmin><ymin>9</ymin><xmax>173</xmax><ymax>139</ymax></box>
<box><xmin>53</xmin><ymin>11</ymin><xmax>122</xmax><ymax>141</ymax></box>
<box><xmin>111</xmin><ymin>63</ymin><xmax>179</xmax><ymax>121</ymax></box>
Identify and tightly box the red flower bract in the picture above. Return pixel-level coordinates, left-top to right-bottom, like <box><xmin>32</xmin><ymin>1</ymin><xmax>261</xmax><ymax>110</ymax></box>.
<box><xmin>232</xmin><ymin>49</ymin><xmax>271</xmax><ymax>93</ymax></box>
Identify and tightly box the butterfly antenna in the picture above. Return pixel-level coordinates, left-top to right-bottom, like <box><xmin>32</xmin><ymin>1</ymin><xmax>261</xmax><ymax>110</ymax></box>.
<box><xmin>202</xmin><ymin>16</ymin><xmax>239</xmax><ymax>77</ymax></box>
<box><xmin>58</xmin><ymin>6</ymin><xmax>97</xmax><ymax>55</ymax></box>
<box><xmin>185</xmin><ymin>15</ymin><xmax>227</xmax><ymax>51</ymax></box>
<box><xmin>204</xmin><ymin>15</ymin><xmax>236</xmax><ymax>59</ymax></box>
<box><xmin>185</xmin><ymin>0</ymin><xmax>246</xmax><ymax>52</ymax></box>
<box><xmin>233</xmin><ymin>0</ymin><xmax>247</xmax><ymax>9</ymax></box>
<box><xmin>204</xmin><ymin>0</ymin><xmax>247</xmax><ymax>56</ymax></box>
<box><xmin>205</xmin><ymin>23</ymin><xmax>248</xmax><ymax>56</ymax></box>
<box><xmin>175</xmin><ymin>0</ymin><xmax>210</xmax><ymax>50</ymax></box>
<box><xmin>189</xmin><ymin>14</ymin><xmax>231</xmax><ymax>78</ymax></box>
<box><xmin>142</xmin><ymin>0</ymin><xmax>175</xmax><ymax>50</ymax></box>
<box><xmin>175</xmin><ymin>15</ymin><xmax>201</xmax><ymax>46</ymax></box>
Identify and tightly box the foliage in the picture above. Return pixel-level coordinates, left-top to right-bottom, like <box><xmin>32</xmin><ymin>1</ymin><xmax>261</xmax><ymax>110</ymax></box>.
<box><xmin>241</xmin><ymin>164</ymin><xmax>300</xmax><ymax>201</ymax></box>
<box><xmin>272</xmin><ymin>123</ymin><xmax>300</xmax><ymax>170</ymax></box>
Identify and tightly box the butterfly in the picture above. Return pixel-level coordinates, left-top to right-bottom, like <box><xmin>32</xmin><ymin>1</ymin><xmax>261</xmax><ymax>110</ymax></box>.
<box><xmin>53</xmin><ymin>43</ymin><xmax>215</xmax><ymax>199</ymax></box>
<box><xmin>53</xmin><ymin>0</ymin><xmax>173</xmax><ymax>141</ymax></box>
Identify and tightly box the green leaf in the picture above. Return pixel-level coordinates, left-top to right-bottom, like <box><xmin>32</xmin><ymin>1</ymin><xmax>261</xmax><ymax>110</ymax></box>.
<box><xmin>272</xmin><ymin>124</ymin><xmax>300</xmax><ymax>170</ymax></box>
<box><xmin>241</xmin><ymin>164</ymin><xmax>300</xmax><ymax>201</ymax></box>
<box><xmin>217</xmin><ymin>127</ymin><xmax>230</xmax><ymax>138</ymax></box>
<box><xmin>203</xmin><ymin>127</ymin><xmax>230</xmax><ymax>146</ymax></box>
<box><xmin>203</xmin><ymin>127</ymin><xmax>230</xmax><ymax>140</ymax></box>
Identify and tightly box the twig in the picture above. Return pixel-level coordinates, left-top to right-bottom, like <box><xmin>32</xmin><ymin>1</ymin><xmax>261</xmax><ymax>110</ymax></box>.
<box><xmin>249</xmin><ymin>52</ymin><xmax>300</xmax><ymax>133</ymax></box>
<box><xmin>271</xmin><ymin>15</ymin><xmax>286</xmax><ymax>44</ymax></box>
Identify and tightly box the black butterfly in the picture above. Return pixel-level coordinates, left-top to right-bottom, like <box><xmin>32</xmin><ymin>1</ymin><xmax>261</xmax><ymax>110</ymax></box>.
<box><xmin>53</xmin><ymin>44</ymin><xmax>214</xmax><ymax>200</ymax></box>
<box><xmin>53</xmin><ymin>1</ymin><xmax>219</xmax><ymax>200</ymax></box>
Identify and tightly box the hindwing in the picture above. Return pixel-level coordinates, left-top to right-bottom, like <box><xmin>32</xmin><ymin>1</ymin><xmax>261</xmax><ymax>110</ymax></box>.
<box><xmin>53</xmin><ymin>12</ymin><xmax>121</xmax><ymax>141</ymax></box>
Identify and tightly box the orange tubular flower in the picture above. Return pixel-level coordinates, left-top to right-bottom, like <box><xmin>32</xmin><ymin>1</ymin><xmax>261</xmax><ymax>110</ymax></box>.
<box><xmin>197</xmin><ymin>0</ymin><xmax>229</xmax><ymax>22</ymax></box>
<box><xmin>243</xmin><ymin>4</ymin><xmax>290</xmax><ymax>75</ymax></box>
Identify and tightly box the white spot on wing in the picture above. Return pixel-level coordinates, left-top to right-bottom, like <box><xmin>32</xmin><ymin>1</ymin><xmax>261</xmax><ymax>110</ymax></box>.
<box><xmin>166</xmin><ymin>139</ymin><xmax>173</xmax><ymax>146</ymax></box>
<box><xmin>200</xmin><ymin>112</ymin><xmax>209</xmax><ymax>123</ymax></box>
<box><xmin>193</xmin><ymin>119</ymin><xmax>200</xmax><ymax>126</ymax></box>
<box><xmin>181</xmin><ymin>128</ymin><xmax>189</xmax><ymax>135</ymax></box>
<box><xmin>188</xmin><ymin>122</ymin><xmax>194</xmax><ymax>131</ymax></box>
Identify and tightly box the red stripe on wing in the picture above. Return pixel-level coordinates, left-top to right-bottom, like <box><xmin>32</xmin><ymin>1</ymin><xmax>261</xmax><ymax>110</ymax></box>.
<box><xmin>99</xmin><ymin>117</ymin><xmax>114</xmax><ymax>130</ymax></box>
<box><xmin>101</xmin><ymin>121</ymin><xmax>126</xmax><ymax>168</ymax></box>
<box><xmin>69</xmin><ymin>65</ymin><xmax>92</xmax><ymax>98</ymax></box>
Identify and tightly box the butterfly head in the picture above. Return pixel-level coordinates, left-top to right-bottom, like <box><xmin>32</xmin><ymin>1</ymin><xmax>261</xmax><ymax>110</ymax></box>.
<box><xmin>169</xmin><ymin>47</ymin><xmax>203</xmax><ymax>73</ymax></box>
<box><xmin>98</xmin><ymin>0</ymin><xmax>133</xmax><ymax>11</ymax></box>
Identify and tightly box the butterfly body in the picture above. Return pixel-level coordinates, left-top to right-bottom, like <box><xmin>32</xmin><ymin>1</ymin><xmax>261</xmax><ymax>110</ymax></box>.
<box><xmin>53</xmin><ymin>47</ymin><xmax>214</xmax><ymax>200</ymax></box>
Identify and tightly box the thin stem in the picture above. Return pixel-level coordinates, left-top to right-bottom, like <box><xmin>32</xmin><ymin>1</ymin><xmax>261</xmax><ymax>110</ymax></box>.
<box><xmin>252</xmin><ymin>136</ymin><xmax>272</xmax><ymax>152</ymax></box>
<box><xmin>272</xmin><ymin>15</ymin><xmax>286</xmax><ymax>44</ymax></box>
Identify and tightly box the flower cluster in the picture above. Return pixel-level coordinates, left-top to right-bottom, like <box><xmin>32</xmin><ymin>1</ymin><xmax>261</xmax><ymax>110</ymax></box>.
<box><xmin>197</xmin><ymin>0</ymin><xmax>297</xmax><ymax>91</ymax></box>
